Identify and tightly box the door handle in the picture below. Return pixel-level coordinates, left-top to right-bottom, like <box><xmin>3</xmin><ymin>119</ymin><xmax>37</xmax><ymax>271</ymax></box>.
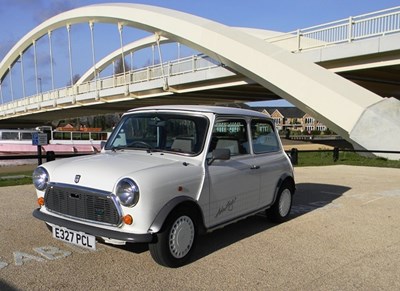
<box><xmin>250</xmin><ymin>165</ymin><xmax>260</xmax><ymax>170</ymax></box>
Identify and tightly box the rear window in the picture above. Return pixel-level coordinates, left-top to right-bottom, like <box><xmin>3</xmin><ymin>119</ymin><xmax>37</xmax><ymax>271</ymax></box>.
<box><xmin>251</xmin><ymin>119</ymin><xmax>280</xmax><ymax>153</ymax></box>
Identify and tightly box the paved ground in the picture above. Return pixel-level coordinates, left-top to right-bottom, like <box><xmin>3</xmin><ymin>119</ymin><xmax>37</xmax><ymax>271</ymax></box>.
<box><xmin>0</xmin><ymin>165</ymin><xmax>400</xmax><ymax>290</ymax></box>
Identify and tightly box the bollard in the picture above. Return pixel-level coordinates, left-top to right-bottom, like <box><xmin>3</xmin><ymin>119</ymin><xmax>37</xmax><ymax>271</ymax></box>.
<box><xmin>333</xmin><ymin>147</ymin><xmax>339</xmax><ymax>162</ymax></box>
<box><xmin>37</xmin><ymin>146</ymin><xmax>42</xmax><ymax>165</ymax></box>
<box><xmin>290</xmin><ymin>148</ymin><xmax>298</xmax><ymax>165</ymax></box>
<box><xmin>46</xmin><ymin>151</ymin><xmax>56</xmax><ymax>162</ymax></box>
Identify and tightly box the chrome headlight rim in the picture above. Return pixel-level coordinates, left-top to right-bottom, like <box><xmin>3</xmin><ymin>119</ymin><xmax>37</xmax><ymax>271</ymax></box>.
<box><xmin>115</xmin><ymin>178</ymin><xmax>140</xmax><ymax>207</ymax></box>
<box><xmin>32</xmin><ymin>167</ymin><xmax>49</xmax><ymax>191</ymax></box>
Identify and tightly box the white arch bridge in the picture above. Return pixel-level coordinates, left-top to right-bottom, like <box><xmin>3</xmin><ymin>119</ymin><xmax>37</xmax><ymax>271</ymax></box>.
<box><xmin>0</xmin><ymin>4</ymin><xmax>399</xmax><ymax>158</ymax></box>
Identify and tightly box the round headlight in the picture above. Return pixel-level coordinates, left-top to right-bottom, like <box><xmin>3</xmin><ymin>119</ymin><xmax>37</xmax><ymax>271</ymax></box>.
<box><xmin>115</xmin><ymin>178</ymin><xmax>139</xmax><ymax>207</ymax></box>
<box><xmin>32</xmin><ymin>167</ymin><xmax>49</xmax><ymax>191</ymax></box>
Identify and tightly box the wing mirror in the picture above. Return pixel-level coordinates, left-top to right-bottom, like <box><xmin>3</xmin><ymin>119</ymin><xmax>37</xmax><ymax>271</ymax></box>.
<box><xmin>208</xmin><ymin>148</ymin><xmax>230</xmax><ymax>165</ymax></box>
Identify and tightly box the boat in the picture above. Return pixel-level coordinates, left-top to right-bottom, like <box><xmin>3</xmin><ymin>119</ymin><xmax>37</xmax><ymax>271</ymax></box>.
<box><xmin>0</xmin><ymin>126</ymin><xmax>111</xmax><ymax>155</ymax></box>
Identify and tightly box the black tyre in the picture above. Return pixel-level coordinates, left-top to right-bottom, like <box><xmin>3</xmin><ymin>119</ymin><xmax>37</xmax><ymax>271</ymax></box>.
<box><xmin>267</xmin><ymin>181</ymin><xmax>294</xmax><ymax>223</ymax></box>
<box><xmin>149</xmin><ymin>210</ymin><xmax>197</xmax><ymax>268</ymax></box>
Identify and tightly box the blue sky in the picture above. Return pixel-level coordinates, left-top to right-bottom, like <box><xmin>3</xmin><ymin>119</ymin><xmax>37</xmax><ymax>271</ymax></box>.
<box><xmin>1</xmin><ymin>0</ymin><xmax>399</xmax><ymax>53</ymax></box>
<box><xmin>0</xmin><ymin>0</ymin><xmax>399</xmax><ymax>106</ymax></box>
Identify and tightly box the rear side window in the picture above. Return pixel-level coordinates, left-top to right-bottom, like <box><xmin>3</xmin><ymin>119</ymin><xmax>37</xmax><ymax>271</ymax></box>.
<box><xmin>251</xmin><ymin>119</ymin><xmax>280</xmax><ymax>153</ymax></box>
<box><xmin>209</xmin><ymin>119</ymin><xmax>250</xmax><ymax>155</ymax></box>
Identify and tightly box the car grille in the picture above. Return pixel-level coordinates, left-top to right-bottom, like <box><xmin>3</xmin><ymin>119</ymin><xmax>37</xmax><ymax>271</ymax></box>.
<box><xmin>44</xmin><ymin>183</ymin><xmax>121</xmax><ymax>226</ymax></box>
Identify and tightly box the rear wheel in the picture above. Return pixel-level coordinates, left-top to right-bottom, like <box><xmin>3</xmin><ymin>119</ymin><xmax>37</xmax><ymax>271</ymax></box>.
<box><xmin>267</xmin><ymin>182</ymin><xmax>293</xmax><ymax>223</ymax></box>
<box><xmin>149</xmin><ymin>210</ymin><xmax>197</xmax><ymax>267</ymax></box>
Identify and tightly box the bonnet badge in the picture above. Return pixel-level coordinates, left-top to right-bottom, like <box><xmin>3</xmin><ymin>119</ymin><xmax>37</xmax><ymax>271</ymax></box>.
<box><xmin>74</xmin><ymin>175</ymin><xmax>81</xmax><ymax>183</ymax></box>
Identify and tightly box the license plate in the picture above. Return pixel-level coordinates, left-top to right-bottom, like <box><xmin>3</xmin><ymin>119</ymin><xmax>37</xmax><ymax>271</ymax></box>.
<box><xmin>52</xmin><ymin>225</ymin><xmax>96</xmax><ymax>250</ymax></box>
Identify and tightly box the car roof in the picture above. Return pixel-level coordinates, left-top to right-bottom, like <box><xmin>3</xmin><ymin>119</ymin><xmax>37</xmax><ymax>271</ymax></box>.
<box><xmin>127</xmin><ymin>105</ymin><xmax>271</xmax><ymax>119</ymax></box>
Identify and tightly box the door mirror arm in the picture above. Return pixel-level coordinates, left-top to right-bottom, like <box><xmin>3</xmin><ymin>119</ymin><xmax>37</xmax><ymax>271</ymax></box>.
<box><xmin>207</xmin><ymin>148</ymin><xmax>230</xmax><ymax>165</ymax></box>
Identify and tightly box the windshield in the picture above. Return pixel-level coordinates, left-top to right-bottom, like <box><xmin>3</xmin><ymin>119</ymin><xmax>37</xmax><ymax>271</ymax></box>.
<box><xmin>105</xmin><ymin>112</ymin><xmax>209</xmax><ymax>155</ymax></box>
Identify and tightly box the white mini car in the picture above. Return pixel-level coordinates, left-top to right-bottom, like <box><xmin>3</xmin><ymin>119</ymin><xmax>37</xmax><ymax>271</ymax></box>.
<box><xmin>33</xmin><ymin>105</ymin><xmax>295</xmax><ymax>267</ymax></box>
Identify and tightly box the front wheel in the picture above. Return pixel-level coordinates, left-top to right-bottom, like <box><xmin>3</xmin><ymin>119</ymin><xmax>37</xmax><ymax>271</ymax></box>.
<box><xmin>267</xmin><ymin>182</ymin><xmax>293</xmax><ymax>223</ymax></box>
<box><xmin>149</xmin><ymin>210</ymin><xmax>197</xmax><ymax>267</ymax></box>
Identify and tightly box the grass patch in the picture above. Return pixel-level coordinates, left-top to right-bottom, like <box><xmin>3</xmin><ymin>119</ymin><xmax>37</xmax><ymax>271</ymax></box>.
<box><xmin>296</xmin><ymin>151</ymin><xmax>400</xmax><ymax>168</ymax></box>
<box><xmin>0</xmin><ymin>171</ymin><xmax>33</xmax><ymax>187</ymax></box>
<box><xmin>0</xmin><ymin>151</ymin><xmax>399</xmax><ymax>187</ymax></box>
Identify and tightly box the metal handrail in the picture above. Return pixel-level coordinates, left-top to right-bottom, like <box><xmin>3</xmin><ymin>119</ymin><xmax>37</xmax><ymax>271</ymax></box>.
<box><xmin>0</xmin><ymin>54</ymin><xmax>220</xmax><ymax>113</ymax></box>
<box><xmin>266</xmin><ymin>6</ymin><xmax>400</xmax><ymax>51</ymax></box>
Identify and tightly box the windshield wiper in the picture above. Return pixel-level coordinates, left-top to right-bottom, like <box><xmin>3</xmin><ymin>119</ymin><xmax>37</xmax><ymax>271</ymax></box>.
<box><xmin>111</xmin><ymin>145</ymin><xmax>155</xmax><ymax>153</ymax></box>
<box><xmin>111</xmin><ymin>146</ymin><xmax>126</xmax><ymax>152</ymax></box>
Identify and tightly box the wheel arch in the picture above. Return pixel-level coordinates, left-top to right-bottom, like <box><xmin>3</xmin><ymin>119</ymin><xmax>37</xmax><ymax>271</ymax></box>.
<box><xmin>271</xmin><ymin>174</ymin><xmax>296</xmax><ymax>205</ymax></box>
<box><xmin>148</xmin><ymin>196</ymin><xmax>205</xmax><ymax>234</ymax></box>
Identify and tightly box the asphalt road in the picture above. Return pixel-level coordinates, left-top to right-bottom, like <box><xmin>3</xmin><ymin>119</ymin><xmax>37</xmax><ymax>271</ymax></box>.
<box><xmin>1</xmin><ymin>165</ymin><xmax>400</xmax><ymax>290</ymax></box>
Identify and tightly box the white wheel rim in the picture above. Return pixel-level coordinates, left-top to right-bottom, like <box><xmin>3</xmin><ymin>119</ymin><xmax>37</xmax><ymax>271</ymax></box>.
<box><xmin>169</xmin><ymin>215</ymin><xmax>195</xmax><ymax>259</ymax></box>
<box><xmin>279</xmin><ymin>189</ymin><xmax>292</xmax><ymax>217</ymax></box>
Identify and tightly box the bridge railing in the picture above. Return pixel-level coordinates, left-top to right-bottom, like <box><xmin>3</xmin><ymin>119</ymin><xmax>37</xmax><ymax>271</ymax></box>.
<box><xmin>0</xmin><ymin>54</ymin><xmax>221</xmax><ymax>114</ymax></box>
<box><xmin>266</xmin><ymin>6</ymin><xmax>400</xmax><ymax>52</ymax></box>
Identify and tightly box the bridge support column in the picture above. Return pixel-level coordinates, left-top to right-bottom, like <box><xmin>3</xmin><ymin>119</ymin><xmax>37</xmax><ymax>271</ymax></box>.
<box><xmin>350</xmin><ymin>97</ymin><xmax>400</xmax><ymax>160</ymax></box>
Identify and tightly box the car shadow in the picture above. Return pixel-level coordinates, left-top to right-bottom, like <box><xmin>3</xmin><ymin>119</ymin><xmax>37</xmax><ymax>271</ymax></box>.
<box><xmin>99</xmin><ymin>183</ymin><xmax>351</xmax><ymax>262</ymax></box>
<box><xmin>103</xmin><ymin>241</ymin><xmax>150</xmax><ymax>254</ymax></box>
<box><xmin>190</xmin><ymin>182</ymin><xmax>350</xmax><ymax>264</ymax></box>
<box><xmin>291</xmin><ymin>182</ymin><xmax>351</xmax><ymax>218</ymax></box>
<box><xmin>0</xmin><ymin>280</ymin><xmax>18</xmax><ymax>291</ymax></box>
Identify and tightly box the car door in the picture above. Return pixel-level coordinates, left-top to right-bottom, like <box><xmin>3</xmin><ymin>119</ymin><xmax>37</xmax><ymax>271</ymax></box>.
<box><xmin>250</xmin><ymin>119</ymin><xmax>288</xmax><ymax>206</ymax></box>
<box><xmin>206</xmin><ymin>118</ymin><xmax>260</xmax><ymax>226</ymax></box>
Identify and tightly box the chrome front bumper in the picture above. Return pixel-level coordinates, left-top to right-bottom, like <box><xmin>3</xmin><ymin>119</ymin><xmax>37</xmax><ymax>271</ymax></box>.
<box><xmin>33</xmin><ymin>208</ymin><xmax>154</xmax><ymax>243</ymax></box>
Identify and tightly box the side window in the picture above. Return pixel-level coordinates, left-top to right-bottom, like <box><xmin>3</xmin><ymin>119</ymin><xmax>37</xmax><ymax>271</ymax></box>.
<box><xmin>251</xmin><ymin>119</ymin><xmax>280</xmax><ymax>153</ymax></box>
<box><xmin>166</xmin><ymin>118</ymin><xmax>197</xmax><ymax>153</ymax></box>
<box><xmin>210</xmin><ymin>119</ymin><xmax>250</xmax><ymax>155</ymax></box>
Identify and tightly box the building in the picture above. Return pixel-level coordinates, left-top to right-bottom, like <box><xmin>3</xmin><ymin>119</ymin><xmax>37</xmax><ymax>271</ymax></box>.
<box><xmin>254</xmin><ymin>107</ymin><xmax>328</xmax><ymax>134</ymax></box>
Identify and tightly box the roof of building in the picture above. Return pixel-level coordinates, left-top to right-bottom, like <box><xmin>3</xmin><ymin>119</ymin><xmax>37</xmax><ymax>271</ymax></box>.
<box><xmin>252</xmin><ymin>107</ymin><xmax>305</xmax><ymax>118</ymax></box>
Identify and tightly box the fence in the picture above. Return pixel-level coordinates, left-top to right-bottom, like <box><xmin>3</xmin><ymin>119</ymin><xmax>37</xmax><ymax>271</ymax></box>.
<box><xmin>1</xmin><ymin>148</ymin><xmax>399</xmax><ymax>169</ymax></box>
<box><xmin>0</xmin><ymin>151</ymin><xmax>91</xmax><ymax>167</ymax></box>
<box><xmin>287</xmin><ymin>148</ymin><xmax>400</xmax><ymax>165</ymax></box>
<box><xmin>266</xmin><ymin>6</ymin><xmax>400</xmax><ymax>52</ymax></box>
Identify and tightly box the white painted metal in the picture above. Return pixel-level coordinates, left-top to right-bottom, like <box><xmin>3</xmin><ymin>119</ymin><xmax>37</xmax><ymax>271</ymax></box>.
<box><xmin>8</xmin><ymin>66</ymin><xmax>14</xmax><ymax>102</ymax></box>
<box><xmin>19</xmin><ymin>53</ymin><xmax>26</xmax><ymax>98</ymax></box>
<box><xmin>33</xmin><ymin>40</ymin><xmax>39</xmax><ymax>96</ymax></box>
<box><xmin>267</xmin><ymin>6</ymin><xmax>400</xmax><ymax>52</ymax></box>
<box><xmin>48</xmin><ymin>31</ymin><xmax>55</xmax><ymax>91</ymax></box>
<box><xmin>0</xmin><ymin>83</ymin><xmax>3</xmax><ymax>105</ymax></box>
<box><xmin>66</xmin><ymin>24</ymin><xmax>74</xmax><ymax>87</ymax></box>
<box><xmin>0</xmin><ymin>54</ymin><xmax>223</xmax><ymax>114</ymax></box>
<box><xmin>76</xmin><ymin>35</ymin><xmax>170</xmax><ymax>85</ymax></box>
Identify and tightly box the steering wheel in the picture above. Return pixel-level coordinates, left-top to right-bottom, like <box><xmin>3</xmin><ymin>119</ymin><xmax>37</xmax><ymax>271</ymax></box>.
<box><xmin>128</xmin><ymin>141</ymin><xmax>153</xmax><ymax>148</ymax></box>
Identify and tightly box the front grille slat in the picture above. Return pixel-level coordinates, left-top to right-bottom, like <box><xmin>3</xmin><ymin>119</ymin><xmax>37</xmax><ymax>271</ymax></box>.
<box><xmin>44</xmin><ymin>183</ymin><xmax>121</xmax><ymax>226</ymax></box>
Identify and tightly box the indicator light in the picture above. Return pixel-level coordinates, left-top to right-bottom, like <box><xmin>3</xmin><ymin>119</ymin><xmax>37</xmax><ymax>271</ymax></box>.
<box><xmin>123</xmin><ymin>214</ymin><xmax>133</xmax><ymax>225</ymax></box>
<box><xmin>37</xmin><ymin>197</ymin><xmax>45</xmax><ymax>206</ymax></box>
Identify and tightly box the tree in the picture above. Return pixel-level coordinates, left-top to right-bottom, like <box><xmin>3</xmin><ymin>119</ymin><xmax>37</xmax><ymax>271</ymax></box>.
<box><xmin>114</xmin><ymin>57</ymin><xmax>130</xmax><ymax>75</ymax></box>
<box><xmin>67</xmin><ymin>74</ymin><xmax>81</xmax><ymax>86</ymax></box>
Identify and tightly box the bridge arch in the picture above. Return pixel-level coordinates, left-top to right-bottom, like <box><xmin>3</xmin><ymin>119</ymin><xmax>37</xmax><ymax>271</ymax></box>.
<box><xmin>0</xmin><ymin>3</ymin><xmax>399</xmax><ymax>157</ymax></box>
<box><xmin>76</xmin><ymin>35</ymin><xmax>171</xmax><ymax>85</ymax></box>
<box><xmin>76</xmin><ymin>28</ymin><xmax>284</xmax><ymax>85</ymax></box>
